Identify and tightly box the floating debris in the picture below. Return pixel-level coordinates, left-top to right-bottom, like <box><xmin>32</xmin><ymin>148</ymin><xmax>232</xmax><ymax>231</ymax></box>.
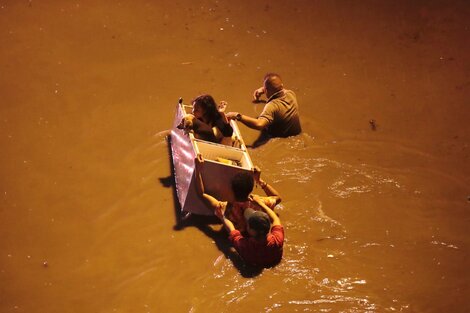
<box><xmin>430</xmin><ymin>241</ymin><xmax>459</xmax><ymax>249</ymax></box>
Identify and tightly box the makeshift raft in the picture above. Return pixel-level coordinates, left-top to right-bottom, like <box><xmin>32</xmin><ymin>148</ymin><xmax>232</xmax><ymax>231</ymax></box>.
<box><xmin>170</xmin><ymin>98</ymin><xmax>254</xmax><ymax>215</ymax></box>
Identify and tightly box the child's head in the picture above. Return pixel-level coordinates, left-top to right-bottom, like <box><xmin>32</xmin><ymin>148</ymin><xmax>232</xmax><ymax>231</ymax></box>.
<box><xmin>231</xmin><ymin>172</ymin><xmax>254</xmax><ymax>202</ymax></box>
<box><xmin>244</xmin><ymin>208</ymin><xmax>271</xmax><ymax>239</ymax></box>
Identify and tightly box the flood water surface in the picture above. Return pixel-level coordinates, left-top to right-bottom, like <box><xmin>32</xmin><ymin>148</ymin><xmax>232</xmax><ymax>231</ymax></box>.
<box><xmin>1</xmin><ymin>1</ymin><xmax>469</xmax><ymax>312</ymax></box>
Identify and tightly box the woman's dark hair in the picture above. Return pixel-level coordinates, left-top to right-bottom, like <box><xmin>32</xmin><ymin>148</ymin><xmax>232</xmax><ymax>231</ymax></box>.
<box><xmin>231</xmin><ymin>172</ymin><xmax>254</xmax><ymax>201</ymax></box>
<box><xmin>193</xmin><ymin>94</ymin><xmax>220</xmax><ymax>125</ymax></box>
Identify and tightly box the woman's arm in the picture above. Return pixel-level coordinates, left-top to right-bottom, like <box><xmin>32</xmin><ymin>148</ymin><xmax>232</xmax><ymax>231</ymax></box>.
<box><xmin>214</xmin><ymin>116</ymin><xmax>234</xmax><ymax>137</ymax></box>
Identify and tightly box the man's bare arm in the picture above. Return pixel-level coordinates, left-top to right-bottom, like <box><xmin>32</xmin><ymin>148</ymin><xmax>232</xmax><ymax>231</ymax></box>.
<box><xmin>194</xmin><ymin>155</ymin><xmax>223</xmax><ymax>210</ymax></box>
<box><xmin>256</xmin><ymin>199</ymin><xmax>281</xmax><ymax>227</ymax></box>
<box><xmin>253</xmin><ymin>167</ymin><xmax>281</xmax><ymax>205</ymax></box>
<box><xmin>226</xmin><ymin>112</ymin><xmax>269</xmax><ymax>130</ymax></box>
<box><xmin>214</xmin><ymin>206</ymin><xmax>236</xmax><ymax>232</ymax></box>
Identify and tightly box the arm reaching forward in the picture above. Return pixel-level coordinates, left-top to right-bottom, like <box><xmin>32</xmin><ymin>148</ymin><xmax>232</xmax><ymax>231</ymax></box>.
<box><xmin>194</xmin><ymin>154</ymin><xmax>218</xmax><ymax>209</ymax></box>
<box><xmin>254</xmin><ymin>197</ymin><xmax>281</xmax><ymax>227</ymax></box>
<box><xmin>253</xmin><ymin>167</ymin><xmax>282</xmax><ymax>205</ymax></box>
<box><xmin>194</xmin><ymin>155</ymin><xmax>234</xmax><ymax>232</ymax></box>
<box><xmin>226</xmin><ymin>112</ymin><xmax>269</xmax><ymax>131</ymax></box>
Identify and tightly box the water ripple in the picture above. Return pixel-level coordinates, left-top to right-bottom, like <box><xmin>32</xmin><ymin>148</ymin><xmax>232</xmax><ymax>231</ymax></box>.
<box><xmin>328</xmin><ymin>165</ymin><xmax>403</xmax><ymax>199</ymax></box>
<box><xmin>265</xmin><ymin>294</ymin><xmax>378</xmax><ymax>312</ymax></box>
<box><xmin>430</xmin><ymin>240</ymin><xmax>459</xmax><ymax>249</ymax></box>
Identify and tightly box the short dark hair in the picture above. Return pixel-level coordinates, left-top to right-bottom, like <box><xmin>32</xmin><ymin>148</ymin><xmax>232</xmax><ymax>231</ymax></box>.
<box><xmin>246</xmin><ymin>211</ymin><xmax>271</xmax><ymax>238</ymax></box>
<box><xmin>263</xmin><ymin>72</ymin><xmax>281</xmax><ymax>81</ymax></box>
<box><xmin>263</xmin><ymin>73</ymin><xmax>283</xmax><ymax>93</ymax></box>
<box><xmin>231</xmin><ymin>172</ymin><xmax>254</xmax><ymax>201</ymax></box>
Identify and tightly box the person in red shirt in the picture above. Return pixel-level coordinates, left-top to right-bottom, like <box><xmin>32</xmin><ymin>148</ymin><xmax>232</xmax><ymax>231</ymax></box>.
<box><xmin>194</xmin><ymin>155</ymin><xmax>284</xmax><ymax>268</ymax></box>
<box><xmin>227</xmin><ymin>207</ymin><xmax>284</xmax><ymax>268</ymax></box>
<box><xmin>224</xmin><ymin>169</ymin><xmax>281</xmax><ymax>234</ymax></box>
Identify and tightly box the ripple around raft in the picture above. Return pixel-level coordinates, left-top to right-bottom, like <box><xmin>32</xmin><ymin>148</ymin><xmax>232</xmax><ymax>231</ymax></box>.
<box><xmin>251</xmin><ymin>135</ymin><xmax>405</xmax><ymax>196</ymax></box>
<box><xmin>264</xmin><ymin>295</ymin><xmax>380</xmax><ymax>312</ymax></box>
<box><xmin>109</xmin><ymin>132</ymin><xmax>462</xmax><ymax>313</ymax></box>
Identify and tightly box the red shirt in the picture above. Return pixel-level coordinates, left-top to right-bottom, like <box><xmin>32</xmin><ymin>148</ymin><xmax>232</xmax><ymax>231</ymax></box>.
<box><xmin>226</xmin><ymin>195</ymin><xmax>278</xmax><ymax>233</ymax></box>
<box><xmin>229</xmin><ymin>225</ymin><xmax>284</xmax><ymax>268</ymax></box>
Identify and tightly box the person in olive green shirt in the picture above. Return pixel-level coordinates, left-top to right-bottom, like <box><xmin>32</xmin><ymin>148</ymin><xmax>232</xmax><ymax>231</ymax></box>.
<box><xmin>226</xmin><ymin>73</ymin><xmax>301</xmax><ymax>146</ymax></box>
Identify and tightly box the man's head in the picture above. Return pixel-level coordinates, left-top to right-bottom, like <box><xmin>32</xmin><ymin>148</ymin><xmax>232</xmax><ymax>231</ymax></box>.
<box><xmin>244</xmin><ymin>208</ymin><xmax>271</xmax><ymax>239</ymax></box>
<box><xmin>263</xmin><ymin>73</ymin><xmax>284</xmax><ymax>98</ymax></box>
<box><xmin>231</xmin><ymin>172</ymin><xmax>254</xmax><ymax>202</ymax></box>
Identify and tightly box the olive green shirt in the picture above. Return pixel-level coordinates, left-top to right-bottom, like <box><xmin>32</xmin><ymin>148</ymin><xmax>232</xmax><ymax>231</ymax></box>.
<box><xmin>258</xmin><ymin>90</ymin><xmax>301</xmax><ymax>137</ymax></box>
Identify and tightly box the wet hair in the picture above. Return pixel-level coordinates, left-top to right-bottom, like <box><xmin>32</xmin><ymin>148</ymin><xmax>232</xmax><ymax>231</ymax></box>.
<box><xmin>231</xmin><ymin>172</ymin><xmax>254</xmax><ymax>201</ymax></box>
<box><xmin>192</xmin><ymin>94</ymin><xmax>220</xmax><ymax>124</ymax></box>
<box><xmin>263</xmin><ymin>73</ymin><xmax>283</xmax><ymax>94</ymax></box>
<box><xmin>247</xmin><ymin>212</ymin><xmax>271</xmax><ymax>238</ymax></box>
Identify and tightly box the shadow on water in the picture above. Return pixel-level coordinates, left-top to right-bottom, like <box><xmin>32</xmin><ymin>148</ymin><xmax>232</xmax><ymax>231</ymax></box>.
<box><xmin>248</xmin><ymin>130</ymin><xmax>272</xmax><ymax>149</ymax></box>
<box><xmin>182</xmin><ymin>215</ymin><xmax>264</xmax><ymax>278</ymax></box>
<box><xmin>159</xmin><ymin>135</ymin><xmax>264</xmax><ymax>278</ymax></box>
<box><xmin>158</xmin><ymin>136</ymin><xmax>184</xmax><ymax>228</ymax></box>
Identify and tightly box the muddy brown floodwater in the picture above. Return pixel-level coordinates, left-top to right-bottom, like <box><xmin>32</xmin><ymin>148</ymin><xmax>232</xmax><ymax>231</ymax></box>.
<box><xmin>1</xmin><ymin>1</ymin><xmax>469</xmax><ymax>312</ymax></box>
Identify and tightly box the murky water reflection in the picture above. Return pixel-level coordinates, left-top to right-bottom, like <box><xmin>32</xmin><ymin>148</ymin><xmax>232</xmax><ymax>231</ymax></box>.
<box><xmin>1</xmin><ymin>1</ymin><xmax>469</xmax><ymax>312</ymax></box>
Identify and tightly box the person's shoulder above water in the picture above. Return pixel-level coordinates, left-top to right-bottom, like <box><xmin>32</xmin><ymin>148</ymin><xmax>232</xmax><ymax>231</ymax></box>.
<box><xmin>268</xmin><ymin>224</ymin><xmax>284</xmax><ymax>245</ymax></box>
<box><xmin>283</xmin><ymin>89</ymin><xmax>297</xmax><ymax>100</ymax></box>
<box><xmin>225</xmin><ymin>73</ymin><xmax>301</xmax><ymax>141</ymax></box>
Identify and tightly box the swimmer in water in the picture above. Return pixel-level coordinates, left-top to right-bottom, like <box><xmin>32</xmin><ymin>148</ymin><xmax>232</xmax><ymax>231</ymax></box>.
<box><xmin>194</xmin><ymin>154</ymin><xmax>284</xmax><ymax>268</ymax></box>
<box><xmin>226</xmin><ymin>73</ymin><xmax>301</xmax><ymax>147</ymax></box>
